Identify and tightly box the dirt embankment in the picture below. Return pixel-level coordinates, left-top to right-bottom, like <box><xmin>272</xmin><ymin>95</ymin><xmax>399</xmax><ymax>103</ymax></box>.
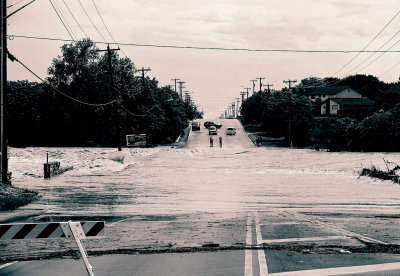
<box><xmin>0</xmin><ymin>184</ymin><xmax>39</xmax><ymax>211</ymax></box>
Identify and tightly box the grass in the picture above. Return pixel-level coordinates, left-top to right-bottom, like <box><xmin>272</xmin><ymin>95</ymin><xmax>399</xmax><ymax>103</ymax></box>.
<box><xmin>0</xmin><ymin>184</ymin><xmax>40</xmax><ymax>211</ymax></box>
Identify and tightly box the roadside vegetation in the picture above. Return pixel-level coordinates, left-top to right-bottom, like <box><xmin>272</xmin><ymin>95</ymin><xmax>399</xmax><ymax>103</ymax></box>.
<box><xmin>241</xmin><ymin>75</ymin><xmax>400</xmax><ymax>151</ymax></box>
<box><xmin>360</xmin><ymin>159</ymin><xmax>400</xmax><ymax>184</ymax></box>
<box><xmin>7</xmin><ymin>39</ymin><xmax>202</xmax><ymax>148</ymax></box>
<box><xmin>0</xmin><ymin>184</ymin><xmax>39</xmax><ymax>211</ymax></box>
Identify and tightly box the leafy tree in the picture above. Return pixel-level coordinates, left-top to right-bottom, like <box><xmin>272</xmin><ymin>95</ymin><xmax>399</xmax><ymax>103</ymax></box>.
<box><xmin>7</xmin><ymin>39</ymin><xmax>194</xmax><ymax>147</ymax></box>
<box><xmin>241</xmin><ymin>91</ymin><xmax>315</xmax><ymax>146</ymax></box>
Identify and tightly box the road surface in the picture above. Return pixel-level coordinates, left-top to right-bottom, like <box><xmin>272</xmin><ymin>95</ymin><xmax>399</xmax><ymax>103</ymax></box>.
<box><xmin>2</xmin><ymin>118</ymin><xmax>400</xmax><ymax>275</ymax></box>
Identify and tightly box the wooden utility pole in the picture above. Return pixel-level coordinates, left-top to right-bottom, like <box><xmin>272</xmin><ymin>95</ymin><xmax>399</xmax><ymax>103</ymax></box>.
<box><xmin>236</xmin><ymin>98</ymin><xmax>240</xmax><ymax>117</ymax></box>
<box><xmin>231</xmin><ymin>102</ymin><xmax>236</xmax><ymax>118</ymax></box>
<box><xmin>1</xmin><ymin>0</ymin><xmax>8</xmax><ymax>183</ymax></box>
<box><xmin>171</xmin><ymin>78</ymin><xmax>180</xmax><ymax>94</ymax></box>
<box><xmin>240</xmin><ymin>91</ymin><xmax>246</xmax><ymax>103</ymax></box>
<box><xmin>283</xmin><ymin>79</ymin><xmax>297</xmax><ymax>90</ymax></box>
<box><xmin>257</xmin><ymin>77</ymin><xmax>265</xmax><ymax>92</ymax></box>
<box><xmin>264</xmin><ymin>83</ymin><xmax>274</xmax><ymax>93</ymax></box>
<box><xmin>283</xmin><ymin>79</ymin><xmax>297</xmax><ymax>148</ymax></box>
<box><xmin>177</xmin><ymin>81</ymin><xmax>185</xmax><ymax>100</ymax></box>
<box><xmin>250</xmin><ymin>80</ymin><xmax>257</xmax><ymax>95</ymax></box>
<box><xmin>244</xmin><ymin>87</ymin><xmax>251</xmax><ymax>99</ymax></box>
<box><xmin>98</xmin><ymin>45</ymin><xmax>121</xmax><ymax>150</ymax></box>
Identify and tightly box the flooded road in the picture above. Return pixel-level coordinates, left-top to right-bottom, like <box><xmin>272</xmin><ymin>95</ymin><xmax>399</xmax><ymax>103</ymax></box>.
<box><xmin>3</xmin><ymin>119</ymin><xmax>400</xmax><ymax>274</ymax></box>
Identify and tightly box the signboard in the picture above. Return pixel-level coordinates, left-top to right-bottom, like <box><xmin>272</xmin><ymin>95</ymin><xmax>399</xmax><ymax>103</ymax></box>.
<box><xmin>126</xmin><ymin>134</ymin><xmax>147</xmax><ymax>147</ymax></box>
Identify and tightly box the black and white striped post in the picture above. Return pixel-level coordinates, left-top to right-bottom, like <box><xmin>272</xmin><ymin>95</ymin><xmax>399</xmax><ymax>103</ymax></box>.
<box><xmin>0</xmin><ymin>221</ymin><xmax>105</xmax><ymax>275</ymax></box>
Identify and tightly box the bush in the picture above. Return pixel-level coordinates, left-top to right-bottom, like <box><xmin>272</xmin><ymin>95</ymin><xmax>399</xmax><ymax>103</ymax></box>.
<box><xmin>0</xmin><ymin>185</ymin><xmax>39</xmax><ymax>211</ymax></box>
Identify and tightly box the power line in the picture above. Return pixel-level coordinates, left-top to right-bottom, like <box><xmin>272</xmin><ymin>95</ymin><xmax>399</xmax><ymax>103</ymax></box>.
<box><xmin>48</xmin><ymin>0</ymin><xmax>75</xmax><ymax>41</ymax></box>
<box><xmin>356</xmin><ymin>37</ymin><xmax>400</xmax><ymax>74</ymax></box>
<box><xmin>9</xmin><ymin>52</ymin><xmax>116</xmax><ymax>106</ymax></box>
<box><xmin>77</xmin><ymin>0</ymin><xmax>108</xmax><ymax>43</ymax></box>
<box><xmin>342</xmin><ymin>30</ymin><xmax>400</xmax><ymax>77</ymax></box>
<box><xmin>380</xmin><ymin>60</ymin><xmax>400</xmax><ymax>78</ymax></box>
<box><xmin>8</xmin><ymin>34</ymin><xmax>400</xmax><ymax>53</ymax></box>
<box><xmin>90</xmin><ymin>0</ymin><xmax>127</xmax><ymax>57</ymax></box>
<box><xmin>332</xmin><ymin>9</ymin><xmax>400</xmax><ymax>77</ymax></box>
<box><xmin>62</xmin><ymin>0</ymin><xmax>88</xmax><ymax>38</ymax></box>
<box><xmin>7</xmin><ymin>0</ymin><xmax>26</xmax><ymax>9</ymax></box>
<box><xmin>52</xmin><ymin>0</ymin><xmax>78</xmax><ymax>40</ymax></box>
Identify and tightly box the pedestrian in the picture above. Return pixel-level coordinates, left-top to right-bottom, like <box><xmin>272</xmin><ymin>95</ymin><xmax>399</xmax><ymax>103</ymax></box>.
<box><xmin>210</xmin><ymin>136</ymin><xmax>213</xmax><ymax>147</ymax></box>
<box><xmin>256</xmin><ymin>136</ymin><xmax>262</xmax><ymax>146</ymax></box>
<box><xmin>219</xmin><ymin>136</ymin><xmax>222</xmax><ymax>147</ymax></box>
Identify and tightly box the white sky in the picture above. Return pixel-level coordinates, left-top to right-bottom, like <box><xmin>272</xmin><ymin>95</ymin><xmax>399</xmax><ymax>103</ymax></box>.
<box><xmin>6</xmin><ymin>0</ymin><xmax>400</xmax><ymax>117</ymax></box>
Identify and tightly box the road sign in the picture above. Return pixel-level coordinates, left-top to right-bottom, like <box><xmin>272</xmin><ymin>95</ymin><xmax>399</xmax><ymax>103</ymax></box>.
<box><xmin>0</xmin><ymin>221</ymin><xmax>105</xmax><ymax>240</ymax></box>
<box><xmin>1</xmin><ymin>221</ymin><xmax>105</xmax><ymax>276</ymax></box>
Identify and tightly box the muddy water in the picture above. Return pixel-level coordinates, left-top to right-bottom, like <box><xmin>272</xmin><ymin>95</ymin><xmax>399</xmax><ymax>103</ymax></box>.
<box><xmin>4</xmin><ymin>121</ymin><xmax>400</xmax><ymax>259</ymax></box>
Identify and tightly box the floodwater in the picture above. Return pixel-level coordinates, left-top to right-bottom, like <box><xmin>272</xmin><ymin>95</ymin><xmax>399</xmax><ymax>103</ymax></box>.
<box><xmin>9</xmin><ymin>119</ymin><xmax>400</xmax><ymax>217</ymax></box>
<box><xmin>4</xmin><ymin>119</ymin><xmax>400</xmax><ymax>259</ymax></box>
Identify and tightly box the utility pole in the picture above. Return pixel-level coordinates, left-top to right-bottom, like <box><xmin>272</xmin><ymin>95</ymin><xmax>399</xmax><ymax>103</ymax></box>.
<box><xmin>236</xmin><ymin>98</ymin><xmax>240</xmax><ymax>117</ymax></box>
<box><xmin>184</xmin><ymin>91</ymin><xmax>191</xmax><ymax>105</ymax></box>
<box><xmin>171</xmin><ymin>78</ymin><xmax>180</xmax><ymax>94</ymax></box>
<box><xmin>283</xmin><ymin>79</ymin><xmax>297</xmax><ymax>148</ymax></box>
<box><xmin>134</xmin><ymin>67</ymin><xmax>151</xmax><ymax>147</ymax></box>
<box><xmin>244</xmin><ymin>87</ymin><xmax>251</xmax><ymax>99</ymax></box>
<box><xmin>240</xmin><ymin>91</ymin><xmax>246</xmax><ymax>103</ymax></box>
<box><xmin>265</xmin><ymin>83</ymin><xmax>274</xmax><ymax>93</ymax></box>
<box><xmin>257</xmin><ymin>77</ymin><xmax>265</xmax><ymax>92</ymax></box>
<box><xmin>250</xmin><ymin>80</ymin><xmax>257</xmax><ymax>95</ymax></box>
<box><xmin>177</xmin><ymin>81</ymin><xmax>185</xmax><ymax>100</ymax></box>
<box><xmin>283</xmin><ymin>79</ymin><xmax>297</xmax><ymax>90</ymax></box>
<box><xmin>1</xmin><ymin>0</ymin><xmax>8</xmax><ymax>183</ymax></box>
<box><xmin>98</xmin><ymin>45</ymin><xmax>121</xmax><ymax>151</ymax></box>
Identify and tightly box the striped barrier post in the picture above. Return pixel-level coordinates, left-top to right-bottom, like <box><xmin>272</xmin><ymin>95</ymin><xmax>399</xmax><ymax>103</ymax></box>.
<box><xmin>0</xmin><ymin>221</ymin><xmax>105</xmax><ymax>276</ymax></box>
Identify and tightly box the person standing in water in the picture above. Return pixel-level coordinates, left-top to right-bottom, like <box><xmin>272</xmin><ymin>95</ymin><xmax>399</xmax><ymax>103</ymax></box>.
<box><xmin>210</xmin><ymin>136</ymin><xmax>214</xmax><ymax>147</ymax></box>
<box><xmin>219</xmin><ymin>136</ymin><xmax>222</xmax><ymax>147</ymax></box>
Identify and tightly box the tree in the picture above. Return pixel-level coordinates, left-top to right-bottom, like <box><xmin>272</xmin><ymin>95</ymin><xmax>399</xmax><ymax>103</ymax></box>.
<box><xmin>241</xmin><ymin>91</ymin><xmax>315</xmax><ymax>146</ymax></box>
<box><xmin>7</xmin><ymin>39</ymin><xmax>194</xmax><ymax>147</ymax></box>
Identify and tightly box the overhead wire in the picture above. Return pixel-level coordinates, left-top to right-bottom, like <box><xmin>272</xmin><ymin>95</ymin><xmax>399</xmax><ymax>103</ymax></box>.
<box><xmin>332</xmin><ymin>9</ymin><xmax>400</xmax><ymax>77</ymax></box>
<box><xmin>77</xmin><ymin>0</ymin><xmax>108</xmax><ymax>43</ymax></box>
<box><xmin>52</xmin><ymin>0</ymin><xmax>78</xmax><ymax>41</ymax></box>
<box><xmin>62</xmin><ymin>0</ymin><xmax>88</xmax><ymax>38</ymax></box>
<box><xmin>356</xmin><ymin>37</ymin><xmax>400</xmax><ymax>74</ymax></box>
<box><xmin>48</xmin><ymin>0</ymin><xmax>75</xmax><ymax>41</ymax></box>
<box><xmin>90</xmin><ymin>0</ymin><xmax>127</xmax><ymax>57</ymax></box>
<box><xmin>9</xmin><ymin>52</ymin><xmax>116</xmax><ymax>107</ymax></box>
<box><xmin>7</xmin><ymin>0</ymin><xmax>26</xmax><ymax>8</ymax></box>
<box><xmin>379</xmin><ymin>60</ymin><xmax>400</xmax><ymax>78</ymax></box>
<box><xmin>8</xmin><ymin>34</ymin><xmax>400</xmax><ymax>53</ymax></box>
<box><xmin>341</xmin><ymin>30</ymin><xmax>400</xmax><ymax>77</ymax></box>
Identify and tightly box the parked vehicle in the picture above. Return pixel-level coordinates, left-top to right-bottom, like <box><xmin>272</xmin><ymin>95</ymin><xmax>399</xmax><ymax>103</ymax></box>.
<box><xmin>192</xmin><ymin>122</ymin><xmax>200</xmax><ymax>131</ymax></box>
<box><xmin>209</xmin><ymin>126</ymin><xmax>218</xmax><ymax>135</ymax></box>
<box><xmin>204</xmin><ymin>121</ymin><xmax>222</xmax><ymax>129</ymax></box>
<box><xmin>226</xmin><ymin>115</ymin><xmax>234</xmax><ymax>119</ymax></box>
<box><xmin>226</xmin><ymin>127</ymin><xmax>236</xmax><ymax>135</ymax></box>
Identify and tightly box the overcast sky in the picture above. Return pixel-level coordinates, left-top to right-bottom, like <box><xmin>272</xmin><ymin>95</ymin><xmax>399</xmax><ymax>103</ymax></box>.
<box><xmin>6</xmin><ymin>0</ymin><xmax>400</xmax><ymax>117</ymax></box>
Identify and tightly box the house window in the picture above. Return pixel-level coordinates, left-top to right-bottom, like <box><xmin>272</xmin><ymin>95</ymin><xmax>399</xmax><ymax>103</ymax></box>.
<box><xmin>332</xmin><ymin>105</ymin><xmax>338</xmax><ymax>110</ymax></box>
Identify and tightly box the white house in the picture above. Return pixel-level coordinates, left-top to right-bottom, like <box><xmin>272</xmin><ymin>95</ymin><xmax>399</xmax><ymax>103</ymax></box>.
<box><xmin>321</xmin><ymin>97</ymin><xmax>375</xmax><ymax>116</ymax></box>
<box><xmin>308</xmin><ymin>86</ymin><xmax>361</xmax><ymax>102</ymax></box>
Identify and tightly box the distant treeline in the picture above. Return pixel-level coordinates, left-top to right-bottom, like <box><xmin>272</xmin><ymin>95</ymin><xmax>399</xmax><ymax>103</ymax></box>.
<box><xmin>7</xmin><ymin>39</ymin><xmax>201</xmax><ymax>147</ymax></box>
<box><xmin>241</xmin><ymin>75</ymin><xmax>400</xmax><ymax>151</ymax></box>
